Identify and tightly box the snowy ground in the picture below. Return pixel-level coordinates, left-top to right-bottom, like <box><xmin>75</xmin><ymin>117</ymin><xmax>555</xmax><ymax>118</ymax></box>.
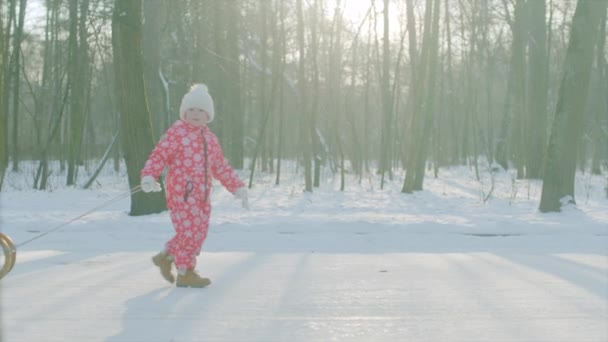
<box><xmin>1</xmin><ymin>163</ymin><xmax>607</xmax><ymax>342</ymax></box>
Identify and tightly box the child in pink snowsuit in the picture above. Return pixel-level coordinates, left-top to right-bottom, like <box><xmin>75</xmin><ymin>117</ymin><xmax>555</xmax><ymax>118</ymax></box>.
<box><xmin>140</xmin><ymin>84</ymin><xmax>248</xmax><ymax>288</ymax></box>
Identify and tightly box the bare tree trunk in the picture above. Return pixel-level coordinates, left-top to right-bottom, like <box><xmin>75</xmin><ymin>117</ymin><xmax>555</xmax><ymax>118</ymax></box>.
<box><xmin>591</xmin><ymin>8</ymin><xmax>607</xmax><ymax>175</ymax></box>
<box><xmin>296</xmin><ymin>0</ymin><xmax>313</xmax><ymax>192</ymax></box>
<box><xmin>330</xmin><ymin>0</ymin><xmax>346</xmax><ymax>190</ymax></box>
<box><xmin>344</xmin><ymin>6</ymin><xmax>370</xmax><ymax>181</ymax></box>
<box><xmin>35</xmin><ymin>86</ymin><xmax>69</xmax><ymax>190</ymax></box>
<box><xmin>66</xmin><ymin>0</ymin><xmax>79</xmax><ymax>184</ymax></box>
<box><xmin>274</xmin><ymin>0</ymin><xmax>286</xmax><ymax>186</ymax></box>
<box><xmin>262</xmin><ymin>2</ymin><xmax>272</xmax><ymax>174</ymax></box>
<box><xmin>191</xmin><ymin>0</ymin><xmax>207</xmax><ymax>82</ymax></box>
<box><xmin>482</xmin><ymin>0</ymin><xmax>495</xmax><ymax>165</ymax></box>
<box><xmin>9</xmin><ymin>0</ymin><xmax>26</xmax><ymax>172</ymax></box>
<box><xmin>539</xmin><ymin>0</ymin><xmax>608</xmax><ymax>212</ymax></box>
<box><xmin>362</xmin><ymin>8</ymin><xmax>373</xmax><ymax>177</ymax></box>
<box><xmin>0</xmin><ymin>0</ymin><xmax>6</xmax><ymax>189</ymax></box>
<box><xmin>66</xmin><ymin>0</ymin><xmax>89</xmax><ymax>186</ymax></box>
<box><xmin>400</xmin><ymin>0</ymin><xmax>417</xmax><ymax>174</ymax></box>
<box><xmin>379</xmin><ymin>0</ymin><xmax>392</xmax><ymax>189</ymax></box>
<box><xmin>256</xmin><ymin>0</ymin><xmax>268</xmax><ymax>174</ymax></box>
<box><xmin>165</xmin><ymin>0</ymin><xmax>188</xmax><ymax>126</ymax></box>
<box><xmin>225</xmin><ymin>0</ymin><xmax>244</xmax><ymax>169</ymax></box>
<box><xmin>444</xmin><ymin>0</ymin><xmax>459</xmax><ymax>165</ymax></box>
<box><xmin>402</xmin><ymin>0</ymin><xmax>431</xmax><ymax>193</ymax></box>
<box><xmin>143</xmin><ymin>0</ymin><xmax>166</xmax><ymax>138</ymax></box>
<box><xmin>247</xmin><ymin>2</ymin><xmax>284</xmax><ymax>187</ymax></box>
<box><xmin>433</xmin><ymin>0</ymin><xmax>455</xmax><ymax>176</ymax></box>
<box><xmin>496</xmin><ymin>0</ymin><xmax>527</xmax><ymax>175</ymax></box>
<box><xmin>112</xmin><ymin>0</ymin><xmax>166</xmax><ymax>215</ymax></box>
<box><xmin>403</xmin><ymin>0</ymin><xmax>440</xmax><ymax>192</ymax></box>
<box><xmin>207</xmin><ymin>2</ymin><xmax>243</xmax><ymax>169</ymax></box>
<box><xmin>48</xmin><ymin>0</ymin><xmax>64</xmax><ymax>178</ymax></box>
<box><xmin>80</xmin><ymin>0</ymin><xmax>92</xmax><ymax>165</ymax></box>
<box><xmin>36</xmin><ymin>0</ymin><xmax>52</xmax><ymax>190</ymax></box>
<box><xmin>526</xmin><ymin>0</ymin><xmax>548</xmax><ymax>179</ymax></box>
<box><xmin>412</xmin><ymin>0</ymin><xmax>441</xmax><ymax>190</ymax></box>
<box><xmin>311</xmin><ymin>0</ymin><xmax>321</xmax><ymax>188</ymax></box>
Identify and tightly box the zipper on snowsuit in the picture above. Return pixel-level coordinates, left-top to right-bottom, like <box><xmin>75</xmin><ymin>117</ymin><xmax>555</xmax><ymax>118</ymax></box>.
<box><xmin>182</xmin><ymin>130</ymin><xmax>209</xmax><ymax>203</ymax></box>
<box><xmin>201</xmin><ymin>129</ymin><xmax>209</xmax><ymax>203</ymax></box>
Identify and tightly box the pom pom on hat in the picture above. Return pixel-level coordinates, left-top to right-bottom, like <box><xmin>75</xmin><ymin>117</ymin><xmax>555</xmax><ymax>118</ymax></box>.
<box><xmin>180</xmin><ymin>84</ymin><xmax>215</xmax><ymax>123</ymax></box>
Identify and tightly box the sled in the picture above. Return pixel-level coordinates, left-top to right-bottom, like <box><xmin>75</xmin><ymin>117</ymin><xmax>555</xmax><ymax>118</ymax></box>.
<box><xmin>0</xmin><ymin>232</ymin><xmax>16</xmax><ymax>280</ymax></box>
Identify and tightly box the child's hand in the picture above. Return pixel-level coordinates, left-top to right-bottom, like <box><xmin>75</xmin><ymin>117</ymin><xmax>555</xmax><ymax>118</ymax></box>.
<box><xmin>141</xmin><ymin>176</ymin><xmax>162</xmax><ymax>193</ymax></box>
<box><xmin>235</xmin><ymin>187</ymin><xmax>249</xmax><ymax>210</ymax></box>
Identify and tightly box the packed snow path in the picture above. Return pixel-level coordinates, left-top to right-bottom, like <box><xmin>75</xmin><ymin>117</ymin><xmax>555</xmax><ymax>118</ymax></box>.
<box><xmin>3</xmin><ymin>227</ymin><xmax>606</xmax><ymax>341</ymax></box>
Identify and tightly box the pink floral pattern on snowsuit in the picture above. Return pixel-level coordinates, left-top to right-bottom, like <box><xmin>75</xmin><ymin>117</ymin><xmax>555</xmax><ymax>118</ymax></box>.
<box><xmin>141</xmin><ymin>119</ymin><xmax>244</xmax><ymax>271</ymax></box>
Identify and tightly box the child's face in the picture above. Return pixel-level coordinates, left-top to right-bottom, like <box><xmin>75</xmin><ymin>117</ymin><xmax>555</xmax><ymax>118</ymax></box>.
<box><xmin>184</xmin><ymin>108</ymin><xmax>209</xmax><ymax>127</ymax></box>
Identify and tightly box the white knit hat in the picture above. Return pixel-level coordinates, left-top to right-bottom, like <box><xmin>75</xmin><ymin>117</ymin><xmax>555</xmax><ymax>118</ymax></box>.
<box><xmin>179</xmin><ymin>84</ymin><xmax>215</xmax><ymax>123</ymax></box>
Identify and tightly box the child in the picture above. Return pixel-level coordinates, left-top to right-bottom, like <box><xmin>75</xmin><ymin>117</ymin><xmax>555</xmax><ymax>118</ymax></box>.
<box><xmin>140</xmin><ymin>84</ymin><xmax>248</xmax><ymax>288</ymax></box>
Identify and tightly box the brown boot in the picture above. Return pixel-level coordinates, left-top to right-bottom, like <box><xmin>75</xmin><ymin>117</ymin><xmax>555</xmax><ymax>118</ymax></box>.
<box><xmin>176</xmin><ymin>269</ymin><xmax>211</xmax><ymax>288</ymax></box>
<box><xmin>152</xmin><ymin>252</ymin><xmax>175</xmax><ymax>284</ymax></box>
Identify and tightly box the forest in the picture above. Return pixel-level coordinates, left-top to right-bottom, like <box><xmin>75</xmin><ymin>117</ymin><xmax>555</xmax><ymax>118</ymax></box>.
<box><xmin>0</xmin><ymin>0</ymin><xmax>606</xmax><ymax>213</ymax></box>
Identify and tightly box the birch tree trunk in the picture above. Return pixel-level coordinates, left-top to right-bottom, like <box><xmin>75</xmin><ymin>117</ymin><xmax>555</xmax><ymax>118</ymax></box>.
<box><xmin>539</xmin><ymin>0</ymin><xmax>608</xmax><ymax>212</ymax></box>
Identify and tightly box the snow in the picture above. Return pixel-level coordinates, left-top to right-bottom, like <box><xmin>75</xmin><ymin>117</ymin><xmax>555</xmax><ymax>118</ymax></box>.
<box><xmin>1</xmin><ymin>162</ymin><xmax>607</xmax><ymax>342</ymax></box>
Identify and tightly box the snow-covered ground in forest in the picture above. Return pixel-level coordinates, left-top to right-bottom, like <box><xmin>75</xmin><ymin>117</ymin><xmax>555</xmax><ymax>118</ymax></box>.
<box><xmin>1</xmin><ymin>162</ymin><xmax>607</xmax><ymax>341</ymax></box>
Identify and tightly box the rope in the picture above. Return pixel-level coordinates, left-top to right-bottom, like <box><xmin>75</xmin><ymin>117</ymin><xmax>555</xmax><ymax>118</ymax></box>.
<box><xmin>15</xmin><ymin>185</ymin><xmax>143</xmax><ymax>248</ymax></box>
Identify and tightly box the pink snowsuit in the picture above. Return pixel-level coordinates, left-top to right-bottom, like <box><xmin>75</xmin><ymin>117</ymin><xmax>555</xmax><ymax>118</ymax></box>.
<box><xmin>141</xmin><ymin>119</ymin><xmax>244</xmax><ymax>271</ymax></box>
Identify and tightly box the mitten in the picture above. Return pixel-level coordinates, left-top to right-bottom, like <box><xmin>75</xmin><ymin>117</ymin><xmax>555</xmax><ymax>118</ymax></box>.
<box><xmin>141</xmin><ymin>175</ymin><xmax>162</xmax><ymax>193</ymax></box>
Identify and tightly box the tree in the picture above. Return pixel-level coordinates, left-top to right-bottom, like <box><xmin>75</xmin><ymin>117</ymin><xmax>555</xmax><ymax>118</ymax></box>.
<box><xmin>403</xmin><ymin>0</ymin><xmax>441</xmax><ymax>193</ymax></box>
<box><xmin>379</xmin><ymin>0</ymin><xmax>392</xmax><ymax>188</ymax></box>
<box><xmin>210</xmin><ymin>1</ymin><xmax>244</xmax><ymax>169</ymax></box>
<box><xmin>591</xmin><ymin>8</ymin><xmax>607</xmax><ymax>175</ymax></box>
<box><xmin>274</xmin><ymin>0</ymin><xmax>287</xmax><ymax>186</ymax></box>
<box><xmin>34</xmin><ymin>0</ymin><xmax>60</xmax><ymax>190</ymax></box>
<box><xmin>327</xmin><ymin>0</ymin><xmax>345</xmax><ymax>190</ymax></box>
<box><xmin>142</xmin><ymin>0</ymin><xmax>167</xmax><ymax>139</ymax></box>
<box><xmin>66</xmin><ymin>0</ymin><xmax>90</xmax><ymax>186</ymax></box>
<box><xmin>311</xmin><ymin>0</ymin><xmax>321</xmax><ymax>187</ymax></box>
<box><xmin>539</xmin><ymin>0</ymin><xmax>608</xmax><ymax>212</ymax></box>
<box><xmin>0</xmin><ymin>0</ymin><xmax>6</xmax><ymax>189</ymax></box>
<box><xmin>495</xmin><ymin>0</ymin><xmax>527</xmax><ymax>177</ymax></box>
<box><xmin>1</xmin><ymin>0</ymin><xmax>606</xmax><ymax>203</ymax></box>
<box><xmin>247</xmin><ymin>0</ymin><xmax>272</xmax><ymax>186</ymax></box>
<box><xmin>297</xmin><ymin>0</ymin><xmax>313</xmax><ymax>192</ymax></box>
<box><xmin>112</xmin><ymin>0</ymin><xmax>165</xmax><ymax>215</ymax></box>
<box><xmin>526</xmin><ymin>0</ymin><xmax>548</xmax><ymax>179</ymax></box>
<box><xmin>223</xmin><ymin>0</ymin><xmax>245</xmax><ymax>169</ymax></box>
<box><xmin>8</xmin><ymin>0</ymin><xmax>26</xmax><ymax>172</ymax></box>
